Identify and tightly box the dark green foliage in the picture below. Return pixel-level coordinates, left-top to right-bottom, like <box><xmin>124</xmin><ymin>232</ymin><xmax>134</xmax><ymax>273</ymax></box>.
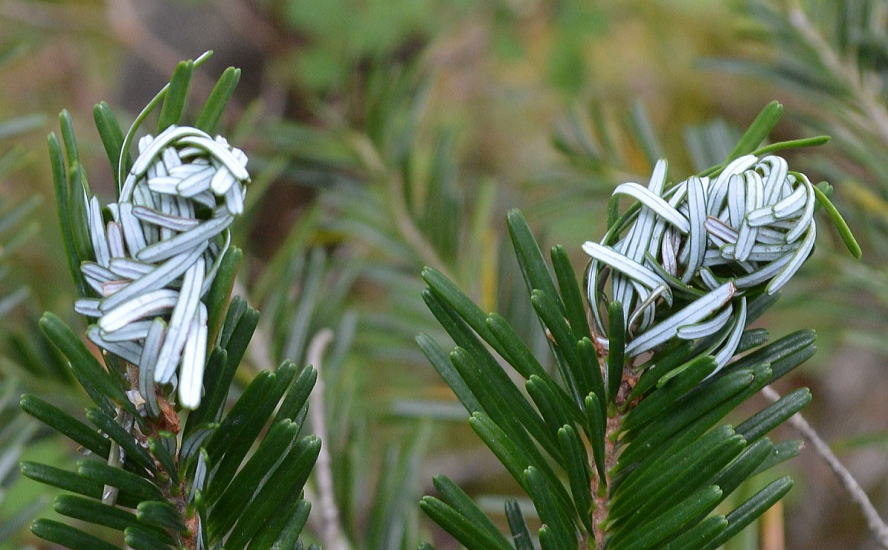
<box><xmin>48</xmin><ymin>115</ymin><xmax>88</xmax><ymax>296</ymax></box>
<box><xmin>620</xmin><ymin>355</ymin><xmax>717</xmax><ymax>432</ymax></box>
<box><xmin>157</xmin><ymin>60</ymin><xmax>194</xmax><ymax>132</ymax></box>
<box><xmin>38</xmin><ymin>312</ymin><xmax>128</xmax><ymax>416</ymax></box>
<box><xmin>30</xmin><ymin>519</ymin><xmax>120</xmax><ymax>550</ymax></box>
<box><xmin>432</xmin><ymin>475</ymin><xmax>512</xmax><ymax>547</ymax></box>
<box><xmin>86</xmin><ymin>408</ymin><xmax>156</xmax><ymax>474</ymax></box>
<box><xmin>660</xmin><ymin>515</ymin><xmax>728</xmax><ymax>550</ymax></box>
<box><xmin>220</xmin><ymin>435</ymin><xmax>319</xmax><ymax>549</ymax></box>
<box><xmin>610</xmin><ymin>485</ymin><xmax>724</xmax><ymax>550</ymax></box>
<box><xmin>726</xmin><ymin>100</ymin><xmax>783</xmax><ymax>162</ymax></box>
<box><xmin>21</xmin><ymin>461</ymin><xmax>104</xmax><ymax>500</ymax></box>
<box><xmin>247</xmin><ymin>499</ymin><xmax>312</xmax><ymax>550</ymax></box>
<box><xmin>23</xmin><ymin>298</ymin><xmax>320</xmax><ymax>549</ymax></box>
<box><xmin>54</xmin><ymin>495</ymin><xmax>140</xmax><ymax>533</ymax></box>
<box><xmin>205</xmin><ymin>246</ymin><xmax>244</xmax><ymax>347</ymax></box>
<box><xmin>92</xmin><ymin>102</ymin><xmax>127</xmax><ymax>186</ymax></box>
<box><xmin>20</xmin><ymin>394</ymin><xmax>110</xmax><ymax>458</ymax></box>
<box><xmin>419</xmin><ymin>496</ymin><xmax>510</xmax><ymax>550</ymax></box>
<box><xmin>183</xmin><ymin>299</ymin><xmax>259</xmax><ymax>436</ymax></box>
<box><xmin>505</xmin><ymin>499</ymin><xmax>534</xmax><ymax>550</ymax></box>
<box><xmin>700</xmin><ymin>477</ymin><xmax>795</xmax><ymax>550</ymax></box>
<box><xmin>196</xmin><ymin>67</ymin><xmax>241</xmax><ymax>134</ymax></box>
<box><xmin>606</xmin><ymin>301</ymin><xmax>625</xmax><ymax>401</ymax></box>
<box><xmin>125</xmin><ymin>525</ymin><xmax>175</xmax><ymax>550</ymax></box>
<box><xmin>584</xmin><ymin>392</ymin><xmax>607</xmax><ymax>483</ymax></box>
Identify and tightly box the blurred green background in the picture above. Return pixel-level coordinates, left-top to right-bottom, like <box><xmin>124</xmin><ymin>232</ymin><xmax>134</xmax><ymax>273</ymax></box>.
<box><xmin>0</xmin><ymin>0</ymin><xmax>886</xmax><ymax>548</ymax></box>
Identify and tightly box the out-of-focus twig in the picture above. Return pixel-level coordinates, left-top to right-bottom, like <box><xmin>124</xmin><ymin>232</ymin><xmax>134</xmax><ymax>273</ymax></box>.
<box><xmin>763</xmin><ymin>385</ymin><xmax>888</xmax><ymax>549</ymax></box>
<box><xmin>306</xmin><ymin>328</ymin><xmax>349</xmax><ymax>550</ymax></box>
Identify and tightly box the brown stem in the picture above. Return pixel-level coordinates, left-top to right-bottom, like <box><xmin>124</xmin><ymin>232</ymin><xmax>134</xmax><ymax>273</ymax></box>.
<box><xmin>591</xmin><ymin>357</ymin><xmax>638</xmax><ymax>548</ymax></box>
<box><xmin>591</xmin><ymin>414</ymin><xmax>620</xmax><ymax>548</ymax></box>
<box><xmin>118</xmin><ymin>358</ymin><xmax>194</xmax><ymax>547</ymax></box>
<box><xmin>142</xmin><ymin>393</ymin><xmax>194</xmax><ymax>547</ymax></box>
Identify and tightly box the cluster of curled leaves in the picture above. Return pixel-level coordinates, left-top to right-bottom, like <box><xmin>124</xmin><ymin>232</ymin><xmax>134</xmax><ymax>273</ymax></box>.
<box><xmin>585</xmin><ymin>154</ymin><xmax>817</xmax><ymax>375</ymax></box>
<box><xmin>74</xmin><ymin>125</ymin><xmax>249</xmax><ymax>410</ymax></box>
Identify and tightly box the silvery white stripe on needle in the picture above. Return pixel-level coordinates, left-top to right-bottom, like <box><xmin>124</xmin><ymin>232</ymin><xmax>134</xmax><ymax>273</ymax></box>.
<box><xmin>585</xmin><ymin>154</ymin><xmax>816</xmax><ymax>374</ymax></box>
<box><xmin>75</xmin><ymin>124</ymin><xmax>249</xmax><ymax>411</ymax></box>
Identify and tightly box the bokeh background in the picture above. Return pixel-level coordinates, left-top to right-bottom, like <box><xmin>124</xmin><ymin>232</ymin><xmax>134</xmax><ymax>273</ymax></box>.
<box><xmin>0</xmin><ymin>0</ymin><xmax>886</xmax><ymax>548</ymax></box>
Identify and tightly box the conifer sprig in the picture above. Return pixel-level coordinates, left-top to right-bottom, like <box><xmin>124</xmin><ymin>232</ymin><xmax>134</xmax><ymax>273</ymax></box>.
<box><xmin>419</xmin><ymin>102</ymin><xmax>858</xmax><ymax>549</ymax></box>
<box><xmin>19</xmin><ymin>53</ymin><xmax>320</xmax><ymax>550</ymax></box>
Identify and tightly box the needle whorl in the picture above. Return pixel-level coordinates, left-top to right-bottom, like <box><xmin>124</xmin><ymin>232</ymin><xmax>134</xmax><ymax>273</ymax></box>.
<box><xmin>74</xmin><ymin>124</ymin><xmax>249</xmax><ymax>410</ymax></box>
<box><xmin>585</xmin><ymin>154</ymin><xmax>816</xmax><ymax>373</ymax></box>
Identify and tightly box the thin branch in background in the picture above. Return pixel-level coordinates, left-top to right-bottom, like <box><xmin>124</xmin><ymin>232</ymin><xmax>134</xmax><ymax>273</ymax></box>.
<box><xmin>306</xmin><ymin>328</ymin><xmax>349</xmax><ymax>550</ymax></box>
<box><xmin>762</xmin><ymin>385</ymin><xmax>888</xmax><ymax>549</ymax></box>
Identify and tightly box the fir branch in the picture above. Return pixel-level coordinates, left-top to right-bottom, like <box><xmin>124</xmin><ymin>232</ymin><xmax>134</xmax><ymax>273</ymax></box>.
<box><xmin>20</xmin><ymin>54</ymin><xmax>319</xmax><ymax>550</ymax></box>
<box><xmin>417</xmin><ymin>102</ymin><xmax>859</xmax><ymax>549</ymax></box>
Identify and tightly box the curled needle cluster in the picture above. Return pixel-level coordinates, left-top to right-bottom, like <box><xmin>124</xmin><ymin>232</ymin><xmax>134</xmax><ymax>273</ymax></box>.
<box><xmin>586</xmin><ymin>154</ymin><xmax>816</xmax><ymax>373</ymax></box>
<box><xmin>73</xmin><ymin>125</ymin><xmax>249</xmax><ymax>410</ymax></box>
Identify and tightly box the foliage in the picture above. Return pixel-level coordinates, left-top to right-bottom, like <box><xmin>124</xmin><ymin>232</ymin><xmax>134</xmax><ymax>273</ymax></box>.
<box><xmin>417</xmin><ymin>103</ymin><xmax>856</xmax><ymax>548</ymax></box>
<box><xmin>18</xmin><ymin>56</ymin><xmax>320</xmax><ymax>550</ymax></box>
<box><xmin>0</xmin><ymin>2</ymin><xmax>883</xmax><ymax>549</ymax></box>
